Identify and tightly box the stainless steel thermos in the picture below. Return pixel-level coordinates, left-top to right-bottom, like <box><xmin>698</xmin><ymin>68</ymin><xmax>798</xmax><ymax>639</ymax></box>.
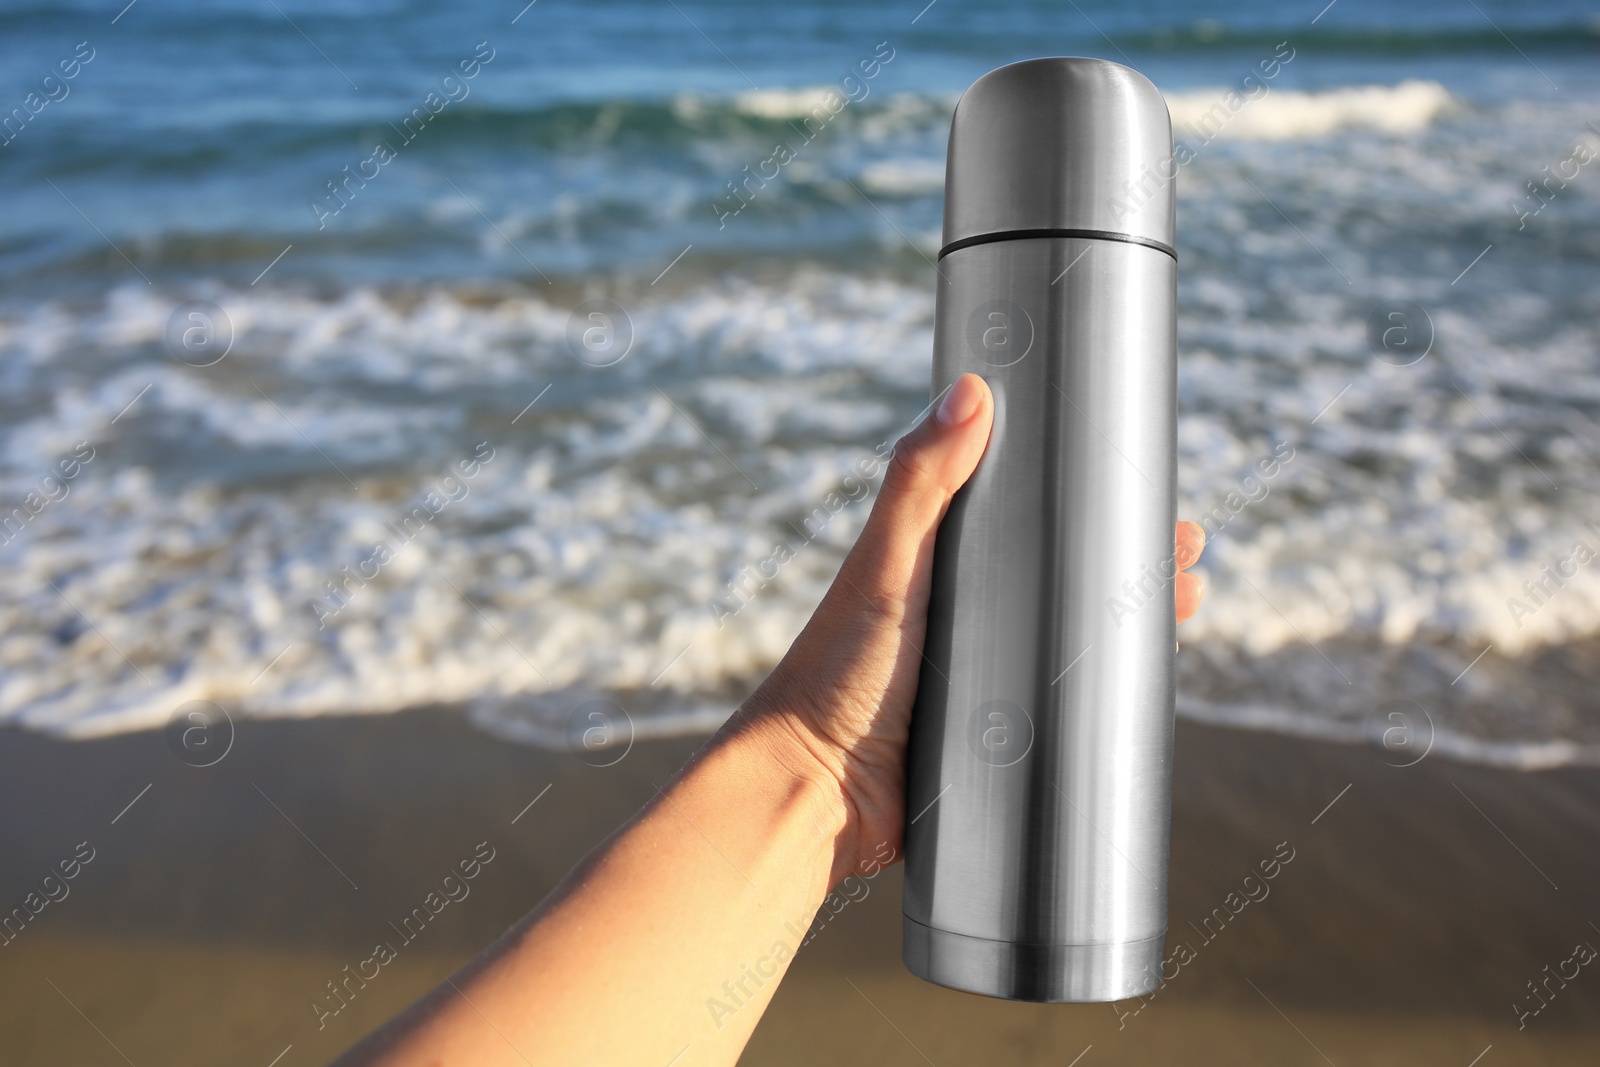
<box><xmin>903</xmin><ymin>57</ymin><xmax>1179</xmax><ymax>1003</ymax></box>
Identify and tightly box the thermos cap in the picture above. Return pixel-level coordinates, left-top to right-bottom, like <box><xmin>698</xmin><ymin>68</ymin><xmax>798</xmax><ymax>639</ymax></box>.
<box><xmin>940</xmin><ymin>57</ymin><xmax>1176</xmax><ymax>258</ymax></box>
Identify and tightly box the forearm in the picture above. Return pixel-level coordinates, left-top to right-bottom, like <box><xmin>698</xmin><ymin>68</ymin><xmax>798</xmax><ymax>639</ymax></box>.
<box><xmin>342</xmin><ymin>709</ymin><xmax>850</xmax><ymax>1067</ymax></box>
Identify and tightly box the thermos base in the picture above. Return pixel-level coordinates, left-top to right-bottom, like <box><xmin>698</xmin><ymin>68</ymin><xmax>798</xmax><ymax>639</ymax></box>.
<box><xmin>902</xmin><ymin>915</ymin><xmax>1164</xmax><ymax>1003</ymax></box>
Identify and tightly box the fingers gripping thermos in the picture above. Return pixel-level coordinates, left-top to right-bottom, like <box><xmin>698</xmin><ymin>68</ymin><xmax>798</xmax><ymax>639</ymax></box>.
<box><xmin>902</xmin><ymin>58</ymin><xmax>1180</xmax><ymax>1003</ymax></box>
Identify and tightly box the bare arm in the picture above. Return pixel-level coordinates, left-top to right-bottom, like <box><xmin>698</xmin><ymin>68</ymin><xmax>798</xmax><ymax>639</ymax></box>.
<box><xmin>339</xmin><ymin>373</ymin><xmax>1205</xmax><ymax>1066</ymax></box>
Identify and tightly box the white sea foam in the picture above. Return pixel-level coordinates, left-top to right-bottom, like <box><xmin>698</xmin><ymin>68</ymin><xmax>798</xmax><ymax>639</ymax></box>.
<box><xmin>0</xmin><ymin>275</ymin><xmax>923</xmax><ymax>741</ymax></box>
<box><xmin>1167</xmin><ymin>80</ymin><xmax>1454</xmax><ymax>141</ymax></box>
<box><xmin>733</xmin><ymin>87</ymin><xmax>849</xmax><ymax>119</ymax></box>
<box><xmin>859</xmin><ymin>159</ymin><xmax>946</xmax><ymax>196</ymax></box>
<box><xmin>3</xmin><ymin>263</ymin><xmax>1598</xmax><ymax>763</ymax></box>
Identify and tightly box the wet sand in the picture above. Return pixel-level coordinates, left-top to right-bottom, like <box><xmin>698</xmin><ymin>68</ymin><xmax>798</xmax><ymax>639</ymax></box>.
<box><xmin>1</xmin><ymin>708</ymin><xmax>1597</xmax><ymax>1065</ymax></box>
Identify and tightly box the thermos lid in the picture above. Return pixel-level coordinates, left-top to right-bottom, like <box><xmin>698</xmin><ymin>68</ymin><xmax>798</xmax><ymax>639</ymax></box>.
<box><xmin>940</xmin><ymin>57</ymin><xmax>1176</xmax><ymax>258</ymax></box>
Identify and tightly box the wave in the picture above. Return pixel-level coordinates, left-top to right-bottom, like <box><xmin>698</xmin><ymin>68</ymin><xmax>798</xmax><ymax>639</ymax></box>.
<box><xmin>14</xmin><ymin>75</ymin><xmax>1471</xmax><ymax>194</ymax></box>
<box><xmin>14</xmin><ymin>90</ymin><xmax>953</xmax><ymax>181</ymax></box>
<box><xmin>470</xmin><ymin>693</ymin><xmax>1600</xmax><ymax>772</ymax></box>
<box><xmin>2</xmin><ymin>80</ymin><xmax>1474</xmax><ymax>293</ymax></box>
<box><xmin>1177</xmin><ymin>697</ymin><xmax>1600</xmax><ymax>771</ymax></box>
<box><xmin>1168</xmin><ymin>80</ymin><xmax>1454</xmax><ymax>140</ymax></box>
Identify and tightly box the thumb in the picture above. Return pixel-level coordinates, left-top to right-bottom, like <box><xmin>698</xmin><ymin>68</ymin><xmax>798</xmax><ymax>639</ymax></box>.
<box><xmin>829</xmin><ymin>372</ymin><xmax>994</xmax><ymax>621</ymax></box>
<box><xmin>748</xmin><ymin>373</ymin><xmax>993</xmax><ymax>765</ymax></box>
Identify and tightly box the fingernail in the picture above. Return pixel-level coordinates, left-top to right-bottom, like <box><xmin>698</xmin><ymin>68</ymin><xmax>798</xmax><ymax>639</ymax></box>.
<box><xmin>935</xmin><ymin>374</ymin><xmax>982</xmax><ymax>427</ymax></box>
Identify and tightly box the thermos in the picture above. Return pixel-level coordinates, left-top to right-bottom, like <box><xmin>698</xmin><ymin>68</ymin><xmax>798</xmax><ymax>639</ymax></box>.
<box><xmin>902</xmin><ymin>57</ymin><xmax>1178</xmax><ymax>1003</ymax></box>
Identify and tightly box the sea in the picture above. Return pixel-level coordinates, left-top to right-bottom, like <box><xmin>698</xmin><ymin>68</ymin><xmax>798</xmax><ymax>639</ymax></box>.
<box><xmin>2</xmin><ymin>0</ymin><xmax>1599</xmax><ymax>769</ymax></box>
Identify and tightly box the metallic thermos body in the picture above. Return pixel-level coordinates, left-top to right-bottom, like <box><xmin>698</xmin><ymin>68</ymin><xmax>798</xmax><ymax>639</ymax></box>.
<box><xmin>902</xmin><ymin>58</ymin><xmax>1178</xmax><ymax>1003</ymax></box>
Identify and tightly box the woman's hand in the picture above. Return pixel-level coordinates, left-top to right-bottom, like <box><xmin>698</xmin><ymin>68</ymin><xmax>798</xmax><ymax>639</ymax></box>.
<box><xmin>736</xmin><ymin>372</ymin><xmax>1206</xmax><ymax>886</ymax></box>
<box><xmin>344</xmin><ymin>371</ymin><xmax>1206</xmax><ymax>1067</ymax></box>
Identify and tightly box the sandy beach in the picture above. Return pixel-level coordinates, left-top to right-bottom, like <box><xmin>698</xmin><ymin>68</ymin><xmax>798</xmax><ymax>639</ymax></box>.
<box><xmin>1</xmin><ymin>709</ymin><xmax>1596</xmax><ymax>1065</ymax></box>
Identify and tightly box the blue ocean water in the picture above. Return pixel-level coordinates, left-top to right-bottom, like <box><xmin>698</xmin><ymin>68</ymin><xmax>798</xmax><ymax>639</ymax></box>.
<box><xmin>2</xmin><ymin>0</ymin><xmax>1599</xmax><ymax>765</ymax></box>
